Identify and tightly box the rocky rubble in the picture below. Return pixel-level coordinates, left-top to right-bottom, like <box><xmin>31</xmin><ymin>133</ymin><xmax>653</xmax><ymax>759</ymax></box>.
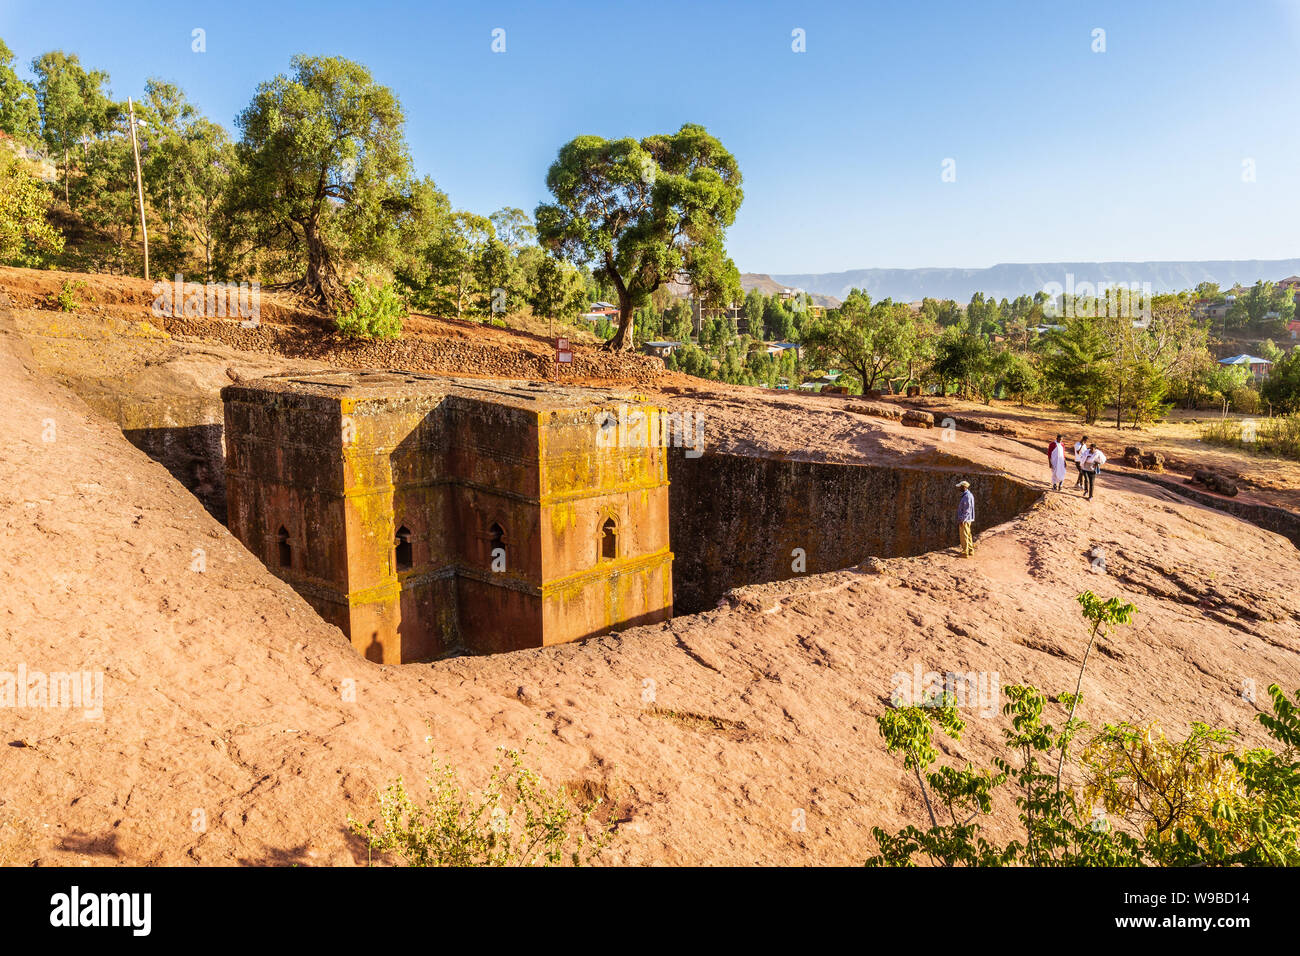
<box><xmin>1122</xmin><ymin>445</ymin><xmax>1166</xmax><ymax>472</ymax></box>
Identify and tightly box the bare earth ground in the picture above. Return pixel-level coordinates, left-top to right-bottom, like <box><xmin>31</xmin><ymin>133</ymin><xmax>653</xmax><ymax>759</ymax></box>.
<box><xmin>1</xmin><ymin>267</ymin><xmax>1299</xmax><ymax>866</ymax></box>
<box><xmin>895</xmin><ymin>392</ymin><xmax>1300</xmax><ymax>513</ymax></box>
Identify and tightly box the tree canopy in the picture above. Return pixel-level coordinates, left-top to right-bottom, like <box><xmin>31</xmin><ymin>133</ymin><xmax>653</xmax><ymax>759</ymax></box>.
<box><xmin>535</xmin><ymin>123</ymin><xmax>742</xmax><ymax>349</ymax></box>
<box><xmin>224</xmin><ymin>55</ymin><xmax>411</xmax><ymax>308</ymax></box>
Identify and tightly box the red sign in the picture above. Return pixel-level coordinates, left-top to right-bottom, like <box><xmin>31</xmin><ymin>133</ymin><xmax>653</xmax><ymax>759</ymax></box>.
<box><xmin>556</xmin><ymin>338</ymin><xmax>572</xmax><ymax>364</ymax></box>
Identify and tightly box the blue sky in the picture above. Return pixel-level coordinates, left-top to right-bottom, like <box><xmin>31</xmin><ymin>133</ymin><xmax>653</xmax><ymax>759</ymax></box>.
<box><xmin>4</xmin><ymin>0</ymin><xmax>1300</xmax><ymax>273</ymax></box>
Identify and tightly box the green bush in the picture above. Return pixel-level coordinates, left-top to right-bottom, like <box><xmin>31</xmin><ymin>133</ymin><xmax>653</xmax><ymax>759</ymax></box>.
<box><xmin>867</xmin><ymin>594</ymin><xmax>1300</xmax><ymax>866</ymax></box>
<box><xmin>49</xmin><ymin>279</ymin><xmax>85</xmax><ymax>312</ymax></box>
<box><xmin>1231</xmin><ymin>386</ymin><xmax>1262</xmax><ymax>415</ymax></box>
<box><xmin>335</xmin><ymin>276</ymin><xmax>405</xmax><ymax>339</ymax></box>
<box><xmin>348</xmin><ymin>743</ymin><xmax>616</xmax><ymax>867</ymax></box>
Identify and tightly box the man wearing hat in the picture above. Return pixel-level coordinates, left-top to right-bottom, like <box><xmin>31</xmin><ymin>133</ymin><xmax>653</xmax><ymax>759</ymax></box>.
<box><xmin>956</xmin><ymin>480</ymin><xmax>975</xmax><ymax>558</ymax></box>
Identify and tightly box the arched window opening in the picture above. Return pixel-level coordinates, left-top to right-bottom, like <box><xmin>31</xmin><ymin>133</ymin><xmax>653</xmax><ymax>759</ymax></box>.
<box><xmin>276</xmin><ymin>526</ymin><xmax>291</xmax><ymax>568</ymax></box>
<box><xmin>395</xmin><ymin>525</ymin><xmax>413</xmax><ymax>572</ymax></box>
<box><xmin>600</xmin><ymin>517</ymin><xmax>617</xmax><ymax>561</ymax></box>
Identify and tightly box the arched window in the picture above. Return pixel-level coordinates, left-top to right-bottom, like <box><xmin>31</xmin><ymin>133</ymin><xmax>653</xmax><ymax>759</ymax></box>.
<box><xmin>276</xmin><ymin>526</ymin><xmax>291</xmax><ymax>568</ymax></box>
<box><xmin>600</xmin><ymin>517</ymin><xmax>617</xmax><ymax>560</ymax></box>
<box><xmin>488</xmin><ymin>521</ymin><xmax>506</xmax><ymax>563</ymax></box>
<box><xmin>395</xmin><ymin>525</ymin><xmax>413</xmax><ymax>572</ymax></box>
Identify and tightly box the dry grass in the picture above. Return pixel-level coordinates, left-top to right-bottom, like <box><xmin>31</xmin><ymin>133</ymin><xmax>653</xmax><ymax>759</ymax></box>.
<box><xmin>1202</xmin><ymin>414</ymin><xmax>1300</xmax><ymax>461</ymax></box>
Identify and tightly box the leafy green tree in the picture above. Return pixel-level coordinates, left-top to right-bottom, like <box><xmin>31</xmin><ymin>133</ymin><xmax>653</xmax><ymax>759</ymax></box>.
<box><xmin>761</xmin><ymin>296</ymin><xmax>794</xmax><ymax>341</ymax></box>
<box><xmin>1042</xmin><ymin>317</ymin><xmax>1113</xmax><ymax>423</ymax></box>
<box><xmin>72</xmin><ymin>116</ymin><xmax>136</xmax><ymax>252</ymax></box>
<box><xmin>30</xmin><ymin>50</ymin><xmax>112</xmax><ymax>205</ymax></box>
<box><xmin>965</xmin><ymin>291</ymin><xmax>1001</xmax><ymax>335</ymax></box>
<box><xmin>1228</xmin><ymin>280</ymin><xmax>1294</xmax><ymax>334</ymax></box>
<box><xmin>389</xmin><ymin>175</ymin><xmax>455</xmax><ymax>308</ymax></box>
<box><xmin>1204</xmin><ymin>363</ymin><xmax>1250</xmax><ymax>416</ymax></box>
<box><xmin>920</xmin><ymin>297</ymin><xmax>963</xmax><ymax>328</ymax></box>
<box><xmin>225</xmin><ymin>55</ymin><xmax>411</xmax><ymax>309</ymax></box>
<box><xmin>437</xmin><ymin>211</ymin><xmax>492</xmax><ymax>318</ymax></box>
<box><xmin>990</xmin><ymin>349</ymin><xmax>1038</xmax><ymax>405</ymax></box>
<box><xmin>475</xmin><ymin>236</ymin><xmax>515</xmax><ymax>317</ymax></box>
<box><xmin>931</xmin><ymin>326</ymin><xmax>990</xmax><ymax>398</ymax></box>
<box><xmin>535</xmin><ymin>123</ymin><xmax>743</xmax><ymax>350</ymax></box>
<box><xmin>661</xmin><ymin>301</ymin><xmax>693</xmax><ymax>344</ymax></box>
<box><xmin>134</xmin><ymin>79</ymin><xmax>234</xmax><ymax>277</ymax></box>
<box><xmin>0</xmin><ymin>40</ymin><xmax>40</xmax><ymax>143</ymax></box>
<box><xmin>1261</xmin><ymin>348</ymin><xmax>1300</xmax><ymax>413</ymax></box>
<box><xmin>742</xmin><ymin>289</ymin><xmax>764</xmax><ymax>336</ymax></box>
<box><xmin>0</xmin><ymin>147</ymin><xmax>64</xmax><ymax>265</ymax></box>
<box><xmin>488</xmin><ymin>206</ymin><xmax>535</xmax><ymax>250</ymax></box>
<box><xmin>802</xmin><ymin>289</ymin><xmax>916</xmax><ymax>394</ymax></box>
<box><xmin>527</xmin><ymin>253</ymin><xmax>588</xmax><ymax>325</ymax></box>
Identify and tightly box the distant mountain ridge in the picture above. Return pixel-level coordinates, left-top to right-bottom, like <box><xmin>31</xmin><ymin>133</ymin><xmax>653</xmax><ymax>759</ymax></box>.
<box><xmin>768</xmin><ymin>259</ymin><xmax>1300</xmax><ymax>305</ymax></box>
<box><xmin>738</xmin><ymin>273</ymin><xmax>841</xmax><ymax>308</ymax></box>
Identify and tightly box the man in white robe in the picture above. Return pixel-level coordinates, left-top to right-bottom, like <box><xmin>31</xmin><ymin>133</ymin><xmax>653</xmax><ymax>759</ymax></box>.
<box><xmin>1048</xmin><ymin>434</ymin><xmax>1067</xmax><ymax>490</ymax></box>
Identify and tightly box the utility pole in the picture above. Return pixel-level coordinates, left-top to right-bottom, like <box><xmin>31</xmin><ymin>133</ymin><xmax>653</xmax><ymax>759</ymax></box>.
<box><xmin>127</xmin><ymin>97</ymin><xmax>149</xmax><ymax>281</ymax></box>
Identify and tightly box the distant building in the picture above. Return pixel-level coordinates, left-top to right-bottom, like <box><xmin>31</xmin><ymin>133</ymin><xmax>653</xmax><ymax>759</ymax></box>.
<box><xmin>766</xmin><ymin>341</ymin><xmax>802</xmax><ymax>359</ymax></box>
<box><xmin>578</xmin><ymin>302</ymin><xmax>619</xmax><ymax>324</ymax></box>
<box><xmin>1218</xmin><ymin>353</ymin><xmax>1273</xmax><ymax>381</ymax></box>
<box><xmin>643</xmin><ymin>341</ymin><xmax>684</xmax><ymax>358</ymax></box>
<box><xmin>1278</xmin><ymin>276</ymin><xmax>1300</xmax><ymax>296</ymax></box>
<box><xmin>689</xmin><ymin>298</ymin><xmax>743</xmax><ymax>336</ymax></box>
<box><xmin>1287</xmin><ymin>319</ymin><xmax>1300</xmax><ymax>340</ymax></box>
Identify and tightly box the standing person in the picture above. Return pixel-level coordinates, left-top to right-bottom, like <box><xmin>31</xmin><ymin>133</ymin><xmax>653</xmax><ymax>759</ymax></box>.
<box><xmin>1073</xmin><ymin>435</ymin><xmax>1089</xmax><ymax>490</ymax></box>
<box><xmin>956</xmin><ymin>480</ymin><xmax>975</xmax><ymax>557</ymax></box>
<box><xmin>1048</xmin><ymin>434</ymin><xmax>1067</xmax><ymax>490</ymax></box>
<box><xmin>1083</xmin><ymin>443</ymin><xmax>1107</xmax><ymax>500</ymax></box>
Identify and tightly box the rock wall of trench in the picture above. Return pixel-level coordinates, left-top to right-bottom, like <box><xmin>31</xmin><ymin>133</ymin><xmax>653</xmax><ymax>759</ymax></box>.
<box><xmin>667</xmin><ymin>451</ymin><xmax>1043</xmax><ymax>614</ymax></box>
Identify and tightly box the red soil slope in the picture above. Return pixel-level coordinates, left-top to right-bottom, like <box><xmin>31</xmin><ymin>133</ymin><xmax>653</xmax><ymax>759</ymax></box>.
<box><xmin>1</xmin><ymin>289</ymin><xmax>1299</xmax><ymax>866</ymax></box>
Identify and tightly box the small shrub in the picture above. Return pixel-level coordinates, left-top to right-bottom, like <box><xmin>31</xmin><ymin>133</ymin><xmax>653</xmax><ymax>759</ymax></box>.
<box><xmin>49</xmin><ymin>279</ymin><xmax>86</xmax><ymax>312</ymax></box>
<box><xmin>1231</xmin><ymin>386</ymin><xmax>1262</xmax><ymax>415</ymax></box>
<box><xmin>335</xmin><ymin>276</ymin><xmax>405</xmax><ymax>340</ymax></box>
<box><xmin>349</xmin><ymin>743</ymin><xmax>616</xmax><ymax>867</ymax></box>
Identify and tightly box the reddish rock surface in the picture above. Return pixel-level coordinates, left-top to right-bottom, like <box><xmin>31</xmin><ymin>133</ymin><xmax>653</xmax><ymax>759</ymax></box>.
<box><xmin>2</xmin><ymin>288</ymin><xmax>1299</xmax><ymax>866</ymax></box>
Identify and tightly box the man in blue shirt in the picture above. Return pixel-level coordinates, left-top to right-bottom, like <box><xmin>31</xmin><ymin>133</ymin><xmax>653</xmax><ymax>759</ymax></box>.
<box><xmin>956</xmin><ymin>480</ymin><xmax>975</xmax><ymax>557</ymax></box>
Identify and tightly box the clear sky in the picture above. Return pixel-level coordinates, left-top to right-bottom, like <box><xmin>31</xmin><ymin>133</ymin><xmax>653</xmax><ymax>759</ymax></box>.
<box><xmin>4</xmin><ymin>0</ymin><xmax>1300</xmax><ymax>273</ymax></box>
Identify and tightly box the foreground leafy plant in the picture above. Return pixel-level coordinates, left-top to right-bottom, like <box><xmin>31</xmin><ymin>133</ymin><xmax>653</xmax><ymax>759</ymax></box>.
<box><xmin>867</xmin><ymin>593</ymin><xmax>1300</xmax><ymax>866</ymax></box>
<box><xmin>50</xmin><ymin>279</ymin><xmax>86</xmax><ymax>312</ymax></box>
<box><xmin>349</xmin><ymin>743</ymin><xmax>616</xmax><ymax>866</ymax></box>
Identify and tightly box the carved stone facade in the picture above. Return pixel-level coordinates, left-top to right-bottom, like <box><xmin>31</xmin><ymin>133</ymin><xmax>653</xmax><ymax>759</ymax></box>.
<box><xmin>222</xmin><ymin>372</ymin><xmax>673</xmax><ymax>663</ymax></box>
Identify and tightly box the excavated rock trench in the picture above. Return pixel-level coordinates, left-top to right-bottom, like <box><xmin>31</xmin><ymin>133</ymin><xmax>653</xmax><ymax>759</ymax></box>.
<box><xmin>9</xmin><ymin>305</ymin><xmax>1047</xmax><ymax>638</ymax></box>
<box><xmin>666</xmin><ymin>450</ymin><xmax>1042</xmax><ymax>613</ymax></box>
